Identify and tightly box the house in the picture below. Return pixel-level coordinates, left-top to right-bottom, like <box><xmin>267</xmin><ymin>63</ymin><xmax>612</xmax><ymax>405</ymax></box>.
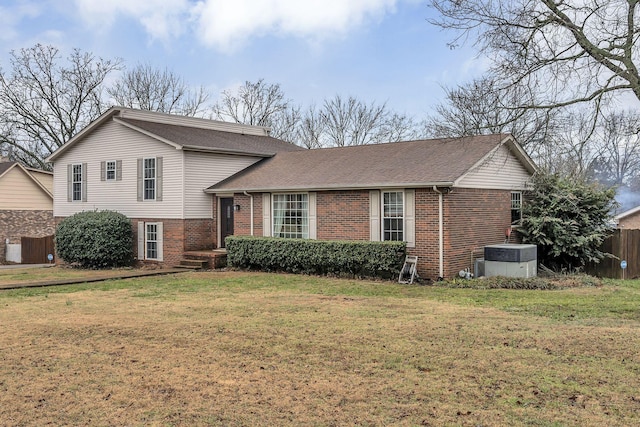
<box><xmin>45</xmin><ymin>107</ymin><xmax>303</xmax><ymax>267</ymax></box>
<box><xmin>206</xmin><ymin>133</ymin><xmax>536</xmax><ymax>279</ymax></box>
<box><xmin>0</xmin><ymin>157</ymin><xmax>55</xmax><ymax>263</ymax></box>
<box><xmin>47</xmin><ymin>107</ymin><xmax>536</xmax><ymax>279</ymax></box>
<box><xmin>615</xmin><ymin>206</ymin><xmax>640</xmax><ymax>229</ymax></box>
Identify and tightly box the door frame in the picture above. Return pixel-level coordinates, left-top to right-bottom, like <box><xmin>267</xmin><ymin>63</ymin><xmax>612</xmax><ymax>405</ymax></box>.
<box><xmin>218</xmin><ymin>197</ymin><xmax>234</xmax><ymax>248</ymax></box>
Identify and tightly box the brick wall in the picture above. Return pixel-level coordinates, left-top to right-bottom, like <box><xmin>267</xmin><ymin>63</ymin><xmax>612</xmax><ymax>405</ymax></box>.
<box><xmin>316</xmin><ymin>191</ymin><xmax>370</xmax><ymax>240</ymax></box>
<box><xmin>443</xmin><ymin>188</ymin><xmax>513</xmax><ymax>277</ymax></box>
<box><xmin>228</xmin><ymin>188</ymin><xmax>513</xmax><ymax>280</ymax></box>
<box><xmin>1</xmin><ymin>210</ymin><xmax>55</xmax><ymax>263</ymax></box>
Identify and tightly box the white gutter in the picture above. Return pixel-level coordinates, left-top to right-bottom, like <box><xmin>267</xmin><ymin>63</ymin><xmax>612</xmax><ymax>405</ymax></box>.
<box><xmin>433</xmin><ymin>186</ymin><xmax>444</xmax><ymax>279</ymax></box>
<box><xmin>243</xmin><ymin>191</ymin><xmax>254</xmax><ymax>236</ymax></box>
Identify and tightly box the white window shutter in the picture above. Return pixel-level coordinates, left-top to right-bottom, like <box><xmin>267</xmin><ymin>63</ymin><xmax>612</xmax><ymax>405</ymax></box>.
<box><xmin>370</xmin><ymin>190</ymin><xmax>380</xmax><ymax>241</ymax></box>
<box><xmin>156</xmin><ymin>222</ymin><xmax>164</xmax><ymax>261</ymax></box>
<box><xmin>100</xmin><ymin>161</ymin><xmax>106</xmax><ymax>181</ymax></box>
<box><xmin>405</xmin><ymin>189</ymin><xmax>416</xmax><ymax>248</ymax></box>
<box><xmin>308</xmin><ymin>192</ymin><xmax>317</xmax><ymax>239</ymax></box>
<box><xmin>137</xmin><ymin>221</ymin><xmax>145</xmax><ymax>260</ymax></box>
<box><xmin>262</xmin><ymin>193</ymin><xmax>271</xmax><ymax>237</ymax></box>
<box><xmin>116</xmin><ymin>160</ymin><xmax>122</xmax><ymax>181</ymax></box>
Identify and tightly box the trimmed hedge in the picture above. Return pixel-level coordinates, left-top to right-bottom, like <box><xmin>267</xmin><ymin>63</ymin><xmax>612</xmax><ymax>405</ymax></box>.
<box><xmin>56</xmin><ymin>210</ymin><xmax>134</xmax><ymax>269</ymax></box>
<box><xmin>226</xmin><ymin>236</ymin><xmax>406</xmax><ymax>279</ymax></box>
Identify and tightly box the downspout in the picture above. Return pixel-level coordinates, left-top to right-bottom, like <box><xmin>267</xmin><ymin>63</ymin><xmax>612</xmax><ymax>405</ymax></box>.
<box><xmin>243</xmin><ymin>191</ymin><xmax>254</xmax><ymax>236</ymax></box>
<box><xmin>433</xmin><ymin>186</ymin><xmax>444</xmax><ymax>279</ymax></box>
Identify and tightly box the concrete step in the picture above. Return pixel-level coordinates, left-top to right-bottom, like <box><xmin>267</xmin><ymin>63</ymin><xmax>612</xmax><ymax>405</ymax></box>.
<box><xmin>174</xmin><ymin>259</ymin><xmax>208</xmax><ymax>270</ymax></box>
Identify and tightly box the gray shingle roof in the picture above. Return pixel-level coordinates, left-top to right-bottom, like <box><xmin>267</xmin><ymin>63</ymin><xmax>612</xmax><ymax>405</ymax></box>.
<box><xmin>208</xmin><ymin>134</ymin><xmax>518</xmax><ymax>191</ymax></box>
<box><xmin>118</xmin><ymin>118</ymin><xmax>304</xmax><ymax>156</ymax></box>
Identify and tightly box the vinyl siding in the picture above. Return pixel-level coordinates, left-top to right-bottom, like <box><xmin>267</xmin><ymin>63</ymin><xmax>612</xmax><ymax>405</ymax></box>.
<box><xmin>53</xmin><ymin>120</ymin><xmax>184</xmax><ymax>218</ymax></box>
<box><xmin>0</xmin><ymin>167</ymin><xmax>52</xmax><ymax>210</ymax></box>
<box><xmin>456</xmin><ymin>144</ymin><xmax>531</xmax><ymax>190</ymax></box>
<box><xmin>28</xmin><ymin>170</ymin><xmax>53</xmax><ymax>194</ymax></box>
<box><xmin>183</xmin><ymin>151</ymin><xmax>261</xmax><ymax>218</ymax></box>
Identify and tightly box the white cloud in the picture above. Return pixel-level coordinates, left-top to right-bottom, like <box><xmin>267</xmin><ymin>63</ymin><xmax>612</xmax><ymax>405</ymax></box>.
<box><xmin>74</xmin><ymin>0</ymin><xmax>190</xmax><ymax>41</ymax></box>
<box><xmin>73</xmin><ymin>0</ymin><xmax>405</xmax><ymax>52</ymax></box>
<box><xmin>191</xmin><ymin>0</ymin><xmax>399</xmax><ymax>51</ymax></box>
<box><xmin>0</xmin><ymin>2</ymin><xmax>42</xmax><ymax>42</ymax></box>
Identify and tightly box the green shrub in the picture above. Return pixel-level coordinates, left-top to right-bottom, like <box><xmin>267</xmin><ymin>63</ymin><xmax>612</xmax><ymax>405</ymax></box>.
<box><xmin>55</xmin><ymin>210</ymin><xmax>134</xmax><ymax>269</ymax></box>
<box><xmin>226</xmin><ymin>236</ymin><xmax>406</xmax><ymax>279</ymax></box>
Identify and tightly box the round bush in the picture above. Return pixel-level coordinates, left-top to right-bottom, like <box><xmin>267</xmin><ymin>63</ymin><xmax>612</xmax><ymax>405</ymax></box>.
<box><xmin>55</xmin><ymin>210</ymin><xmax>134</xmax><ymax>269</ymax></box>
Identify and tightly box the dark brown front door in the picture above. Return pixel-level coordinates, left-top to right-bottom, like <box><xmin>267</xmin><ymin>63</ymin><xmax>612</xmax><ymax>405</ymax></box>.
<box><xmin>220</xmin><ymin>198</ymin><xmax>234</xmax><ymax>248</ymax></box>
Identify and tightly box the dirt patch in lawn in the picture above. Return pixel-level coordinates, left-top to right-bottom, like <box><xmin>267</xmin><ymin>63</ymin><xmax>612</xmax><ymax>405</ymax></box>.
<box><xmin>0</xmin><ymin>272</ymin><xmax>639</xmax><ymax>426</ymax></box>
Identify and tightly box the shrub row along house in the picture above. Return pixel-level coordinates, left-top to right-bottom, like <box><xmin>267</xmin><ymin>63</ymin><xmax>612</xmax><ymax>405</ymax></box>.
<box><xmin>46</xmin><ymin>108</ymin><xmax>536</xmax><ymax>279</ymax></box>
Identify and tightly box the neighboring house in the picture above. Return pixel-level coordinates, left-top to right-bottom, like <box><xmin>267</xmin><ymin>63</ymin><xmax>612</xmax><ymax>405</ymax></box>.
<box><xmin>47</xmin><ymin>107</ymin><xmax>536</xmax><ymax>279</ymax></box>
<box><xmin>207</xmin><ymin>134</ymin><xmax>536</xmax><ymax>279</ymax></box>
<box><xmin>46</xmin><ymin>107</ymin><xmax>303</xmax><ymax>267</ymax></box>
<box><xmin>0</xmin><ymin>157</ymin><xmax>55</xmax><ymax>263</ymax></box>
<box><xmin>615</xmin><ymin>206</ymin><xmax>640</xmax><ymax>229</ymax></box>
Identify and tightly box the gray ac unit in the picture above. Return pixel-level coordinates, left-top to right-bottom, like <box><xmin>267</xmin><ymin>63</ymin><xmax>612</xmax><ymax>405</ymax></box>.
<box><xmin>484</xmin><ymin>244</ymin><xmax>537</xmax><ymax>278</ymax></box>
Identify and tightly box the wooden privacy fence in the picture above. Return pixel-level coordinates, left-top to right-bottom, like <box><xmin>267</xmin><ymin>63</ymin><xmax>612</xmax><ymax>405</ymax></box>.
<box><xmin>21</xmin><ymin>235</ymin><xmax>55</xmax><ymax>264</ymax></box>
<box><xmin>587</xmin><ymin>229</ymin><xmax>640</xmax><ymax>279</ymax></box>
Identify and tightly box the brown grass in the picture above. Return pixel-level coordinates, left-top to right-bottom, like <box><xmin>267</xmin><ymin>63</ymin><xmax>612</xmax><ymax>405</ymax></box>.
<box><xmin>0</xmin><ymin>271</ymin><xmax>638</xmax><ymax>426</ymax></box>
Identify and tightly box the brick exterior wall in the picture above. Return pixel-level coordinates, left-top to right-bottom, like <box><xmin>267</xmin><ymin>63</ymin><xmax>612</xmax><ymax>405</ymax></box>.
<box><xmin>316</xmin><ymin>191</ymin><xmax>370</xmax><ymax>240</ymax></box>
<box><xmin>230</xmin><ymin>188</ymin><xmax>514</xmax><ymax>280</ymax></box>
<box><xmin>1</xmin><ymin>210</ymin><xmax>55</xmax><ymax>263</ymax></box>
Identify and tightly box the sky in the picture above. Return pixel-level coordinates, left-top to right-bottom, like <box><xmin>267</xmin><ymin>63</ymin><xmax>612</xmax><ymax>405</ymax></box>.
<box><xmin>0</xmin><ymin>0</ymin><xmax>487</xmax><ymax>119</ymax></box>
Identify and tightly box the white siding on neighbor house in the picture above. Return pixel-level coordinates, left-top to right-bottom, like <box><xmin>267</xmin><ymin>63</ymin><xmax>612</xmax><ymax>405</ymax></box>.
<box><xmin>0</xmin><ymin>167</ymin><xmax>52</xmax><ymax>210</ymax></box>
<box><xmin>53</xmin><ymin>120</ymin><xmax>184</xmax><ymax>219</ymax></box>
<box><xmin>456</xmin><ymin>144</ymin><xmax>532</xmax><ymax>190</ymax></box>
<box><xmin>183</xmin><ymin>151</ymin><xmax>262</xmax><ymax>218</ymax></box>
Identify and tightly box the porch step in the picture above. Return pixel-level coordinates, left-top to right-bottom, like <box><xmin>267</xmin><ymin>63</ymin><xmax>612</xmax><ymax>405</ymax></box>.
<box><xmin>174</xmin><ymin>259</ymin><xmax>208</xmax><ymax>270</ymax></box>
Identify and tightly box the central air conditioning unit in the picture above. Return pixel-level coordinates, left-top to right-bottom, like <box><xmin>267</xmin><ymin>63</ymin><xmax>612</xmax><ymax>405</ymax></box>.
<box><xmin>483</xmin><ymin>244</ymin><xmax>537</xmax><ymax>278</ymax></box>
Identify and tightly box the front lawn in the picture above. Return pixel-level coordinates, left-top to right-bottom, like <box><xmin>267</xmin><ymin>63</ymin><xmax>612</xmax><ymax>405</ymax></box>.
<box><xmin>0</xmin><ymin>271</ymin><xmax>638</xmax><ymax>426</ymax></box>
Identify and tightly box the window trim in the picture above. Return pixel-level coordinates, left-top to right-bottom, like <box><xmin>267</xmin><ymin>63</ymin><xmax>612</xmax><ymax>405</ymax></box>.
<box><xmin>105</xmin><ymin>160</ymin><xmax>117</xmax><ymax>181</ymax></box>
<box><xmin>145</xmin><ymin>222</ymin><xmax>159</xmax><ymax>260</ymax></box>
<box><xmin>381</xmin><ymin>190</ymin><xmax>405</xmax><ymax>242</ymax></box>
<box><xmin>143</xmin><ymin>157</ymin><xmax>156</xmax><ymax>201</ymax></box>
<box><xmin>511</xmin><ymin>191</ymin><xmax>523</xmax><ymax>225</ymax></box>
<box><xmin>272</xmin><ymin>192</ymin><xmax>310</xmax><ymax>239</ymax></box>
<box><xmin>71</xmin><ymin>163</ymin><xmax>83</xmax><ymax>202</ymax></box>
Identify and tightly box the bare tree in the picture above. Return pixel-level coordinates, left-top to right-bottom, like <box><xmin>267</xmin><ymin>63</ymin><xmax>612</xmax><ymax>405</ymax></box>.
<box><xmin>0</xmin><ymin>44</ymin><xmax>121</xmax><ymax>168</ymax></box>
<box><xmin>213</xmin><ymin>79</ymin><xmax>291</xmax><ymax>127</ymax></box>
<box><xmin>589</xmin><ymin>110</ymin><xmax>640</xmax><ymax>186</ymax></box>
<box><xmin>425</xmin><ymin>77</ymin><xmax>558</xmax><ymax>148</ymax></box>
<box><xmin>108</xmin><ymin>64</ymin><xmax>210</xmax><ymax>117</ymax></box>
<box><xmin>430</xmin><ymin>0</ymin><xmax>640</xmax><ymax>124</ymax></box>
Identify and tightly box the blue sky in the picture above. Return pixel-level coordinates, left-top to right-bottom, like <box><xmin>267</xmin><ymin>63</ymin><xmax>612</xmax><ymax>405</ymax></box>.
<box><xmin>0</xmin><ymin>0</ymin><xmax>487</xmax><ymax>119</ymax></box>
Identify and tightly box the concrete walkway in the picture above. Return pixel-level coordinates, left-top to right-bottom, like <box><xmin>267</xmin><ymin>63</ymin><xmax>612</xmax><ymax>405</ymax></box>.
<box><xmin>0</xmin><ymin>263</ymin><xmax>53</xmax><ymax>270</ymax></box>
<box><xmin>0</xmin><ymin>268</ymin><xmax>187</xmax><ymax>290</ymax></box>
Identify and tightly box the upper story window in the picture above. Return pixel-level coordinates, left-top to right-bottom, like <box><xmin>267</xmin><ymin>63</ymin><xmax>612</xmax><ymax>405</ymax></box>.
<box><xmin>144</xmin><ymin>158</ymin><xmax>156</xmax><ymax>200</ymax></box>
<box><xmin>72</xmin><ymin>164</ymin><xmax>83</xmax><ymax>201</ymax></box>
<box><xmin>273</xmin><ymin>193</ymin><xmax>309</xmax><ymax>239</ymax></box>
<box><xmin>511</xmin><ymin>191</ymin><xmax>523</xmax><ymax>224</ymax></box>
<box><xmin>106</xmin><ymin>161</ymin><xmax>116</xmax><ymax>181</ymax></box>
<box><xmin>383</xmin><ymin>191</ymin><xmax>404</xmax><ymax>241</ymax></box>
<box><xmin>137</xmin><ymin>157</ymin><xmax>162</xmax><ymax>202</ymax></box>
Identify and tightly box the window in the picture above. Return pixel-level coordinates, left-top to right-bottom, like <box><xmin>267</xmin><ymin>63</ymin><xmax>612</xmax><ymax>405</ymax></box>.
<box><xmin>144</xmin><ymin>158</ymin><xmax>156</xmax><ymax>200</ymax></box>
<box><xmin>106</xmin><ymin>161</ymin><xmax>116</xmax><ymax>181</ymax></box>
<box><xmin>383</xmin><ymin>191</ymin><xmax>404</xmax><ymax>241</ymax></box>
<box><xmin>146</xmin><ymin>223</ymin><xmax>159</xmax><ymax>260</ymax></box>
<box><xmin>511</xmin><ymin>191</ymin><xmax>522</xmax><ymax>224</ymax></box>
<box><xmin>273</xmin><ymin>193</ymin><xmax>309</xmax><ymax>239</ymax></box>
<box><xmin>72</xmin><ymin>164</ymin><xmax>83</xmax><ymax>201</ymax></box>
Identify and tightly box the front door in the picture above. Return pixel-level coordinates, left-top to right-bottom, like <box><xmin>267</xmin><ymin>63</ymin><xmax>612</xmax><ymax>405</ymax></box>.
<box><xmin>220</xmin><ymin>198</ymin><xmax>234</xmax><ymax>248</ymax></box>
